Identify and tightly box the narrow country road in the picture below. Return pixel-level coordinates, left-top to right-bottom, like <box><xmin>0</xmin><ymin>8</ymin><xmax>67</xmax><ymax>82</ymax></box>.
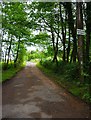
<box><xmin>2</xmin><ymin>62</ymin><xmax>90</xmax><ymax>118</ymax></box>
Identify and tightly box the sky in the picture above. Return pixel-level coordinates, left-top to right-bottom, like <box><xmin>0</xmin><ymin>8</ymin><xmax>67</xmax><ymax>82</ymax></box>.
<box><xmin>27</xmin><ymin>46</ymin><xmax>37</xmax><ymax>51</ymax></box>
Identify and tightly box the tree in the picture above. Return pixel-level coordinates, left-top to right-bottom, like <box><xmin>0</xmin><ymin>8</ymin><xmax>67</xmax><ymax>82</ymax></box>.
<box><xmin>76</xmin><ymin>2</ymin><xmax>84</xmax><ymax>82</ymax></box>
<box><xmin>85</xmin><ymin>2</ymin><xmax>91</xmax><ymax>64</ymax></box>
<box><xmin>59</xmin><ymin>3</ymin><xmax>66</xmax><ymax>62</ymax></box>
<box><xmin>27</xmin><ymin>2</ymin><xmax>61</xmax><ymax>63</ymax></box>
<box><xmin>64</xmin><ymin>2</ymin><xmax>77</xmax><ymax>63</ymax></box>
<box><xmin>2</xmin><ymin>2</ymin><xmax>30</xmax><ymax>67</ymax></box>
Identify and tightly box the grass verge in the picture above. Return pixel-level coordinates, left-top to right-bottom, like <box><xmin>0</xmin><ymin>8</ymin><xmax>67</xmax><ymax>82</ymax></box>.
<box><xmin>1</xmin><ymin>62</ymin><xmax>26</xmax><ymax>83</ymax></box>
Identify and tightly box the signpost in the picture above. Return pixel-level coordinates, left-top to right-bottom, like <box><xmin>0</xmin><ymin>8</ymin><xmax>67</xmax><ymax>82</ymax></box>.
<box><xmin>77</xmin><ymin>2</ymin><xmax>84</xmax><ymax>83</ymax></box>
<box><xmin>77</xmin><ymin>29</ymin><xmax>85</xmax><ymax>36</ymax></box>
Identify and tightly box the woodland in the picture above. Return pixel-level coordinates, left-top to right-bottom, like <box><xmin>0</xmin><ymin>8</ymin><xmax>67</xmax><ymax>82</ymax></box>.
<box><xmin>1</xmin><ymin>2</ymin><xmax>91</xmax><ymax>103</ymax></box>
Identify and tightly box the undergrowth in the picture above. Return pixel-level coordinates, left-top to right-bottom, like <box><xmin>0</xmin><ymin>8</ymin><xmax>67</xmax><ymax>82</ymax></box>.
<box><xmin>37</xmin><ymin>59</ymin><xmax>91</xmax><ymax>104</ymax></box>
<box><xmin>1</xmin><ymin>62</ymin><xmax>26</xmax><ymax>83</ymax></box>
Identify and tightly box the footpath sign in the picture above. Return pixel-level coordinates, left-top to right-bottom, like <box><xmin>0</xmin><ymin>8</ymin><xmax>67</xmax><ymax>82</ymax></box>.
<box><xmin>77</xmin><ymin>29</ymin><xmax>85</xmax><ymax>35</ymax></box>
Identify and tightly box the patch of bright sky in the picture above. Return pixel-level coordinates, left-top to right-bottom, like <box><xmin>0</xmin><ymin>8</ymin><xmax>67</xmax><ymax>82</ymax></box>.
<box><xmin>32</xmin><ymin>30</ymin><xmax>40</xmax><ymax>35</ymax></box>
<box><xmin>27</xmin><ymin>45</ymin><xmax>43</xmax><ymax>52</ymax></box>
<box><xmin>27</xmin><ymin>46</ymin><xmax>36</xmax><ymax>51</ymax></box>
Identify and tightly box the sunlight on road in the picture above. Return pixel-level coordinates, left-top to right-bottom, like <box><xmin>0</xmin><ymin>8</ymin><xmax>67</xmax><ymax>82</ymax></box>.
<box><xmin>26</xmin><ymin>62</ymin><xmax>36</xmax><ymax>67</ymax></box>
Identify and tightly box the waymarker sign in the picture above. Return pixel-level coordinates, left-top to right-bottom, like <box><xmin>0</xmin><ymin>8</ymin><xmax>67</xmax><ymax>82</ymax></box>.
<box><xmin>77</xmin><ymin>29</ymin><xmax>85</xmax><ymax>35</ymax></box>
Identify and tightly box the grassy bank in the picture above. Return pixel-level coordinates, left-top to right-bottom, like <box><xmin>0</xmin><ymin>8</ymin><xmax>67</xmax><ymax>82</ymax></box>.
<box><xmin>1</xmin><ymin>62</ymin><xmax>26</xmax><ymax>83</ymax></box>
<box><xmin>37</xmin><ymin>60</ymin><xmax>91</xmax><ymax>104</ymax></box>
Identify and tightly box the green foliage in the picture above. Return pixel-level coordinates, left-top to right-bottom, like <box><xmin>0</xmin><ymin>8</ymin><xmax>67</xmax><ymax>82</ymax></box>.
<box><xmin>2</xmin><ymin>2</ymin><xmax>31</xmax><ymax>69</ymax></box>
<box><xmin>82</xmin><ymin>91</ymin><xmax>91</xmax><ymax>103</ymax></box>
<box><xmin>27</xmin><ymin>50</ymin><xmax>41</xmax><ymax>61</ymax></box>
<box><xmin>17</xmin><ymin>44</ymin><xmax>27</xmax><ymax>65</ymax></box>
<box><xmin>40</xmin><ymin>59</ymin><xmax>53</xmax><ymax>69</ymax></box>
<box><xmin>27</xmin><ymin>47</ymin><xmax>53</xmax><ymax>61</ymax></box>
<box><xmin>64</xmin><ymin>63</ymin><xmax>79</xmax><ymax>82</ymax></box>
<box><xmin>40</xmin><ymin>59</ymin><xmax>79</xmax><ymax>82</ymax></box>
<box><xmin>2</xmin><ymin>62</ymin><xmax>26</xmax><ymax>83</ymax></box>
<box><xmin>33</xmin><ymin>32</ymin><xmax>50</xmax><ymax>44</ymax></box>
<box><xmin>2</xmin><ymin>2</ymin><xmax>28</xmax><ymax>37</ymax></box>
<box><xmin>38</xmin><ymin>59</ymin><xmax>91</xmax><ymax>103</ymax></box>
<box><xmin>1</xmin><ymin>2</ymin><xmax>91</xmax><ymax>103</ymax></box>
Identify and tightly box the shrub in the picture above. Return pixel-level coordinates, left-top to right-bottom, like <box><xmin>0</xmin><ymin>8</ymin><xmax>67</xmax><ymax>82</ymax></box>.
<box><xmin>38</xmin><ymin>59</ymin><xmax>91</xmax><ymax>103</ymax></box>
<box><xmin>64</xmin><ymin>63</ymin><xmax>80</xmax><ymax>82</ymax></box>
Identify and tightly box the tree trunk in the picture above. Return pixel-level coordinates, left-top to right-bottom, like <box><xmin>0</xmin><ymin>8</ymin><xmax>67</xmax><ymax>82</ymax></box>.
<box><xmin>65</xmin><ymin>3</ymin><xmax>77</xmax><ymax>62</ymax></box>
<box><xmin>59</xmin><ymin>3</ymin><xmax>66</xmax><ymax>62</ymax></box>
<box><xmin>51</xmin><ymin>27</ymin><xmax>56</xmax><ymax>62</ymax></box>
<box><xmin>86</xmin><ymin>32</ymin><xmax>90</xmax><ymax>63</ymax></box>
<box><xmin>67</xmin><ymin>28</ymin><xmax>71</xmax><ymax>62</ymax></box>
<box><xmin>76</xmin><ymin>2</ymin><xmax>84</xmax><ymax>82</ymax></box>
<box><xmin>53</xmin><ymin>28</ymin><xmax>59</xmax><ymax>64</ymax></box>
<box><xmin>85</xmin><ymin>2</ymin><xmax>91</xmax><ymax>64</ymax></box>
<box><xmin>14</xmin><ymin>36</ymin><xmax>21</xmax><ymax>67</ymax></box>
<box><xmin>6</xmin><ymin>35</ymin><xmax>12</xmax><ymax>67</ymax></box>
